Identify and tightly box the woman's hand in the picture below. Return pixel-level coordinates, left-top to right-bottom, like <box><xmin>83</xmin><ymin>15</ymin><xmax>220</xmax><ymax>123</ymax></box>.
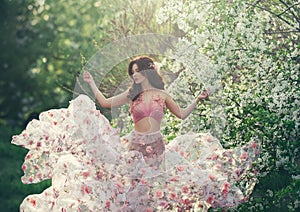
<box><xmin>83</xmin><ymin>71</ymin><xmax>94</xmax><ymax>84</ymax></box>
<box><xmin>197</xmin><ymin>90</ymin><xmax>210</xmax><ymax>102</ymax></box>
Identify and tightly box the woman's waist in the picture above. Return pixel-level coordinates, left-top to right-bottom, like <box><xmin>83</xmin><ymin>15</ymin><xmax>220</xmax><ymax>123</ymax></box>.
<box><xmin>133</xmin><ymin>129</ymin><xmax>161</xmax><ymax>136</ymax></box>
<box><xmin>133</xmin><ymin>118</ymin><xmax>161</xmax><ymax>133</ymax></box>
<box><xmin>124</xmin><ymin>129</ymin><xmax>163</xmax><ymax>145</ymax></box>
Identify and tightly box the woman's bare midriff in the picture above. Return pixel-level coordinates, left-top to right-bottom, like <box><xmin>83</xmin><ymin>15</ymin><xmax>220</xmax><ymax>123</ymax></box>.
<box><xmin>134</xmin><ymin>117</ymin><xmax>161</xmax><ymax>133</ymax></box>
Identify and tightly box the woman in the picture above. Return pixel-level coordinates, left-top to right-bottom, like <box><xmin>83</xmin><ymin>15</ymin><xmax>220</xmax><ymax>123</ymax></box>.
<box><xmin>12</xmin><ymin>56</ymin><xmax>259</xmax><ymax>211</ymax></box>
<box><xmin>83</xmin><ymin>56</ymin><xmax>209</xmax><ymax>168</ymax></box>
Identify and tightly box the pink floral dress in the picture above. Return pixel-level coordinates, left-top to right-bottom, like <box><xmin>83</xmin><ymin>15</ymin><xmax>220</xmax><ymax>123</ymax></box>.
<box><xmin>12</xmin><ymin>95</ymin><xmax>260</xmax><ymax>211</ymax></box>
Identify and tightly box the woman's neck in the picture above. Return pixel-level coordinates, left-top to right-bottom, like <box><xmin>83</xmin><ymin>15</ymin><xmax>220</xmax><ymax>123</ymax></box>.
<box><xmin>141</xmin><ymin>80</ymin><xmax>154</xmax><ymax>91</ymax></box>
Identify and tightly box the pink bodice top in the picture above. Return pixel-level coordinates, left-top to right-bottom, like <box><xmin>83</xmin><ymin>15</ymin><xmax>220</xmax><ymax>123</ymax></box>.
<box><xmin>130</xmin><ymin>92</ymin><xmax>166</xmax><ymax>124</ymax></box>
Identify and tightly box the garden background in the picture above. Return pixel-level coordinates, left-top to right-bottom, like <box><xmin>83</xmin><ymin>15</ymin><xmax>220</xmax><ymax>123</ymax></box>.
<box><xmin>0</xmin><ymin>0</ymin><xmax>299</xmax><ymax>211</ymax></box>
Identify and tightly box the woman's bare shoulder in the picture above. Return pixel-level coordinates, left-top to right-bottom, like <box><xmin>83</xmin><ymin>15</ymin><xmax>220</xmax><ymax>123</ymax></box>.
<box><xmin>154</xmin><ymin>89</ymin><xmax>170</xmax><ymax>100</ymax></box>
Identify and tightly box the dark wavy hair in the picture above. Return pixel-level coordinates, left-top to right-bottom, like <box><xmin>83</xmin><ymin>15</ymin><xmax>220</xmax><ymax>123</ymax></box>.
<box><xmin>127</xmin><ymin>56</ymin><xmax>165</xmax><ymax>101</ymax></box>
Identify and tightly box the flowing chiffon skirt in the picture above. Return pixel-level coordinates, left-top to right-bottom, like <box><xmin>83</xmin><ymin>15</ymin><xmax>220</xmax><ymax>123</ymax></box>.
<box><xmin>12</xmin><ymin>95</ymin><xmax>260</xmax><ymax>211</ymax></box>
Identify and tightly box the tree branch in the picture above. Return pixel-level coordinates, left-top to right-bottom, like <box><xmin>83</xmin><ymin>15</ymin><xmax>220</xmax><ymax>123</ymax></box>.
<box><xmin>245</xmin><ymin>2</ymin><xmax>294</xmax><ymax>29</ymax></box>
<box><xmin>263</xmin><ymin>30</ymin><xmax>300</xmax><ymax>34</ymax></box>
<box><xmin>278</xmin><ymin>0</ymin><xmax>300</xmax><ymax>22</ymax></box>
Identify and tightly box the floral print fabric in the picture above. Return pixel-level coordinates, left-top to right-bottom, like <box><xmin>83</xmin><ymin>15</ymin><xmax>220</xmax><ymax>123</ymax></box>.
<box><xmin>129</xmin><ymin>92</ymin><xmax>166</xmax><ymax>124</ymax></box>
<box><xmin>12</xmin><ymin>95</ymin><xmax>260</xmax><ymax>211</ymax></box>
<box><xmin>124</xmin><ymin>130</ymin><xmax>165</xmax><ymax>169</ymax></box>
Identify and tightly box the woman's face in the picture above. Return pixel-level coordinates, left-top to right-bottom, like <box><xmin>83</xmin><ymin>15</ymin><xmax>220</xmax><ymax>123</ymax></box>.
<box><xmin>132</xmin><ymin>63</ymin><xmax>147</xmax><ymax>84</ymax></box>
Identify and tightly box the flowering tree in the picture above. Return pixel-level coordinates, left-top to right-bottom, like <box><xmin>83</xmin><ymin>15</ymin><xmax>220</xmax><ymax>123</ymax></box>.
<box><xmin>156</xmin><ymin>0</ymin><xmax>299</xmax><ymax>210</ymax></box>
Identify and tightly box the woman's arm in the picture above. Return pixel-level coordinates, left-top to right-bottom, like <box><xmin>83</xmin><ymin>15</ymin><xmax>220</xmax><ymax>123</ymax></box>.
<box><xmin>165</xmin><ymin>90</ymin><xmax>209</xmax><ymax>120</ymax></box>
<box><xmin>83</xmin><ymin>71</ymin><xmax>129</xmax><ymax>108</ymax></box>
